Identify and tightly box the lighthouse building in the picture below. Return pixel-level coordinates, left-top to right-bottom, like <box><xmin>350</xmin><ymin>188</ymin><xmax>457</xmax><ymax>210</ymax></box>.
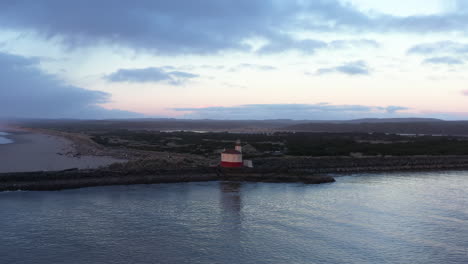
<box><xmin>220</xmin><ymin>140</ymin><xmax>243</xmax><ymax>168</ymax></box>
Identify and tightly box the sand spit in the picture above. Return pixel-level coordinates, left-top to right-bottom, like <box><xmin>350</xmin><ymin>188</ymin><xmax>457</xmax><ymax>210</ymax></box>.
<box><xmin>0</xmin><ymin>131</ymin><xmax>126</xmax><ymax>173</ymax></box>
<box><xmin>19</xmin><ymin>127</ymin><xmax>212</xmax><ymax>165</ymax></box>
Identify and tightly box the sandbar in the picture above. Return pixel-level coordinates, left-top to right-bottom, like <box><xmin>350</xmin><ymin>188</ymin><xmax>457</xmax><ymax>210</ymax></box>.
<box><xmin>0</xmin><ymin>129</ymin><xmax>126</xmax><ymax>173</ymax></box>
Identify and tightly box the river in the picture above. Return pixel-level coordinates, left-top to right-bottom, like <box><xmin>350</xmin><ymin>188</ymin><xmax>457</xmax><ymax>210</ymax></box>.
<box><xmin>0</xmin><ymin>131</ymin><xmax>13</xmax><ymax>144</ymax></box>
<box><xmin>1</xmin><ymin>171</ymin><xmax>467</xmax><ymax>263</ymax></box>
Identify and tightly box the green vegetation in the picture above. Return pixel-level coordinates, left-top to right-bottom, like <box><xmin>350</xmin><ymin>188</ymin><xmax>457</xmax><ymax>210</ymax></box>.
<box><xmin>286</xmin><ymin>133</ymin><xmax>468</xmax><ymax>156</ymax></box>
<box><xmin>20</xmin><ymin>120</ymin><xmax>468</xmax><ymax>157</ymax></box>
<box><xmin>89</xmin><ymin>130</ymin><xmax>284</xmax><ymax>157</ymax></box>
<box><xmin>87</xmin><ymin>130</ymin><xmax>468</xmax><ymax>157</ymax></box>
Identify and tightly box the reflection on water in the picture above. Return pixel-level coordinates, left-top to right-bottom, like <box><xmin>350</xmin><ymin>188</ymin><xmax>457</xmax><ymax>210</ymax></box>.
<box><xmin>219</xmin><ymin>181</ymin><xmax>242</xmax><ymax>215</ymax></box>
<box><xmin>1</xmin><ymin>171</ymin><xmax>468</xmax><ymax>264</ymax></box>
<box><xmin>219</xmin><ymin>182</ymin><xmax>243</xmax><ymax>254</ymax></box>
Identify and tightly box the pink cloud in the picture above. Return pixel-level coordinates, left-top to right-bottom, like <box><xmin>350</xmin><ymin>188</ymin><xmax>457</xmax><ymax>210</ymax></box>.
<box><xmin>463</xmin><ymin>90</ymin><xmax>468</xmax><ymax>96</ymax></box>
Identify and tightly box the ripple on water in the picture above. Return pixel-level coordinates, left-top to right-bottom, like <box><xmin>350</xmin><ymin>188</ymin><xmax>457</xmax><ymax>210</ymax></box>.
<box><xmin>0</xmin><ymin>172</ymin><xmax>468</xmax><ymax>264</ymax></box>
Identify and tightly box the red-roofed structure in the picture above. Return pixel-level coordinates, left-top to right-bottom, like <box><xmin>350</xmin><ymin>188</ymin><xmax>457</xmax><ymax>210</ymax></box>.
<box><xmin>220</xmin><ymin>140</ymin><xmax>243</xmax><ymax>168</ymax></box>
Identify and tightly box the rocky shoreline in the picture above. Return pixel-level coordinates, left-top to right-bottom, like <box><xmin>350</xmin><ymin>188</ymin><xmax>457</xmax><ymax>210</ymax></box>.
<box><xmin>3</xmin><ymin>155</ymin><xmax>468</xmax><ymax>192</ymax></box>
<box><xmin>254</xmin><ymin>155</ymin><xmax>468</xmax><ymax>173</ymax></box>
<box><xmin>0</xmin><ymin>167</ymin><xmax>335</xmax><ymax>192</ymax></box>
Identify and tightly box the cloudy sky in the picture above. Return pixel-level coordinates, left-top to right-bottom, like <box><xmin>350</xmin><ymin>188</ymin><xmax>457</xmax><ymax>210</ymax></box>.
<box><xmin>1</xmin><ymin>0</ymin><xmax>468</xmax><ymax>120</ymax></box>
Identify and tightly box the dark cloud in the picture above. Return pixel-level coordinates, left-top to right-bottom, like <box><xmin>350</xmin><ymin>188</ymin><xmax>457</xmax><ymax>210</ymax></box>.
<box><xmin>257</xmin><ymin>37</ymin><xmax>328</xmax><ymax>54</ymax></box>
<box><xmin>0</xmin><ymin>52</ymin><xmax>141</xmax><ymax>119</ymax></box>
<box><xmin>316</xmin><ymin>60</ymin><xmax>370</xmax><ymax>76</ymax></box>
<box><xmin>1</xmin><ymin>1</ymin><xmax>466</xmax><ymax>55</ymax></box>
<box><xmin>173</xmin><ymin>103</ymin><xmax>409</xmax><ymax>120</ymax></box>
<box><xmin>463</xmin><ymin>90</ymin><xmax>468</xmax><ymax>96</ymax></box>
<box><xmin>0</xmin><ymin>0</ymin><xmax>289</xmax><ymax>54</ymax></box>
<box><xmin>408</xmin><ymin>42</ymin><xmax>468</xmax><ymax>66</ymax></box>
<box><xmin>423</xmin><ymin>56</ymin><xmax>464</xmax><ymax>65</ymax></box>
<box><xmin>385</xmin><ymin>106</ymin><xmax>408</xmax><ymax>114</ymax></box>
<box><xmin>379</xmin><ymin>0</ymin><xmax>468</xmax><ymax>33</ymax></box>
<box><xmin>408</xmin><ymin>41</ymin><xmax>468</xmax><ymax>55</ymax></box>
<box><xmin>106</xmin><ymin>67</ymin><xmax>199</xmax><ymax>85</ymax></box>
<box><xmin>257</xmin><ymin>38</ymin><xmax>379</xmax><ymax>55</ymax></box>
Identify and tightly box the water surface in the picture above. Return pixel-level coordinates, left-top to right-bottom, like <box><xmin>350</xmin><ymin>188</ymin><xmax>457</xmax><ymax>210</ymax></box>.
<box><xmin>1</xmin><ymin>171</ymin><xmax>468</xmax><ymax>263</ymax></box>
<box><xmin>0</xmin><ymin>131</ymin><xmax>13</xmax><ymax>144</ymax></box>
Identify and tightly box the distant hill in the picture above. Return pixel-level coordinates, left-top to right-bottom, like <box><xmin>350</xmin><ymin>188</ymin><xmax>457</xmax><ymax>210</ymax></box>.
<box><xmin>344</xmin><ymin>118</ymin><xmax>444</xmax><ymax>124</ymax></box>
<box><xmin>283</xmin><ymin>121</ymin><xmax>468</xmax><ymax>135</ymax></box>
<box><xmin>18</xmin><ymin>118</ymin><xmax>307</xmax><ymax>131</ymax></box>
<box><xmin>16</xmin><ymin>118</ymin><xmax>468</xmax><ymax>135</ymax></box>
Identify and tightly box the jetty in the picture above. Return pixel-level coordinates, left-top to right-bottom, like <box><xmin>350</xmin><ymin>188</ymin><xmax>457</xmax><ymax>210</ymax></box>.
<box><xmin>3</xmin><ymin>155</ymin><xmax>468</xmax><ymax>192</ymax></box>
<box><xmin>0</xmin><ymin>167</ymin><xmax>335</xmax><ymax>192</ymax></box>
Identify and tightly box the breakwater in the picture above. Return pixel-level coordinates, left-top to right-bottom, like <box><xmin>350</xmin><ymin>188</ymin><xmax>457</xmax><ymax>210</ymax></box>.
<box><xmin>0</xmin><ymin>168</ymin><xmax>217</xmax><ymax>192</ymax></box>
<box><xmin>3</xmin><ymin>155</ymin><xmax>468</xmax><ymax>192</ymax></box>
<box><xmin>0</xmin><ymin>167</ymin><xmax>334</xmax><ymax>192</ymax></box>
<box><xmin>254</xmin><ymin>155</ymin><xmax>468</xmax><ymax>173</ymax></box>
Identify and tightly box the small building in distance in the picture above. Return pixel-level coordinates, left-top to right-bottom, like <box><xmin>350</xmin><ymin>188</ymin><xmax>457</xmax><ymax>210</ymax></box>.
<box><xmin>220</xmin><ymin>140</ymin><xmax>243</xmax><ymax>168</ymax></box>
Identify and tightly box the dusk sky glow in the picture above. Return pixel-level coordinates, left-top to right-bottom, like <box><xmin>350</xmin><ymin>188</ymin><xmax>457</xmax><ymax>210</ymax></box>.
<box><xmin>1</xmin><ymin>0</ymin><xmax>468</xmax><ymax>120</ymax></box>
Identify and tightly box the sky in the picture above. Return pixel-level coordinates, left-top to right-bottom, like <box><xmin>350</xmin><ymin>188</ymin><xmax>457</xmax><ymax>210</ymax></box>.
<box><xmin>0</xmin><ymin>0</ymin><xmax>468</xmax><ymax>120</ymax></box>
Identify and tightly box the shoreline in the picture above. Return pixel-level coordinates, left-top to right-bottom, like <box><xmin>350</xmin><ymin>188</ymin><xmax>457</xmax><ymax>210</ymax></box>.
<box><xmin>2</xmin><ymin>158</ymin><xmax>468</xmax><ymax>191</ymax></box>
<box><xmin>0</xmin><ymin>131</ymin><xmax>13</xmax><ymax>144</ymax></box>
<box><xmin>0</xmin><ymin>167</ymin><xmax>336</xmax><ymax>192</ymax></box>
<box><xmin>18</xmin><ymin>126</ymin><xmax>213</xmax><ymax>166</ymax></box>
<box><xmin>3</xmin><ymin>125</ymin><xmax>468</xmax><ymax>191</ymax></box>
<box><xmin>0</xmin><ymin>128</ymin><xmax>127</xmax><ymax>173</ymax></box>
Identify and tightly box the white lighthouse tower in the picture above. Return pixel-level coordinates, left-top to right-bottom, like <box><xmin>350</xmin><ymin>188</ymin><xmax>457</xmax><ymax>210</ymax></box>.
<box><xmin>220</xmin><ymin>140</ymin><xmax>243</xmax><ymax>168</ymax></box>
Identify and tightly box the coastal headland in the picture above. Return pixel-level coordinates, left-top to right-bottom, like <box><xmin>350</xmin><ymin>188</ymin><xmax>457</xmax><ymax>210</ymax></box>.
<box><xmin>4</xmin><ymin>155</ymin><xmax>468</xmax><ymax>191</ymax></box>
<box><xmin>3</xmin><ymin>120</ymin><xmax>468</xmax><ymax>191</ymax></box>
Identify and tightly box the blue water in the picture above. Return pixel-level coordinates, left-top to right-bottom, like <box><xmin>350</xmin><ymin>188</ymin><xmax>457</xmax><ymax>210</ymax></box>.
<box><xmin>1</xmin><ymin>171</ymin><xmax>468</xmax><ymax>264</ymax></box>
<box><xmin>0</xmin><ymin>131</ymin><xmax>13</xmax><ymax>144</ymax></box>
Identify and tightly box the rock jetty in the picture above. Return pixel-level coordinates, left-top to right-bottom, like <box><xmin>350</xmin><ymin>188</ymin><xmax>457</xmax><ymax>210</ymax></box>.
<box><xmin>253</xmin><ymin>156</ymin><xmax>468</xmax><ymax>173</ymax></box>
<box><xmin>3</xmin><ymin>155</ymin><xmax>468</xmax><ymax>192</ymax></box>
<box><xmin>0</xmin><ymin>167</ymin><xmax>335</xmax><ymax>192</ymax></box>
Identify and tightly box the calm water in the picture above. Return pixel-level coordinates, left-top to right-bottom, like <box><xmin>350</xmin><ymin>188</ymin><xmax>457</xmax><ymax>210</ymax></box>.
<box><xmin>0</xmin><ymin>131</ymin><xmax>13</xmax><ymax>144</ymax></box>
<box><xmin>1</xmin><ymin>171</ymin><xmax>468</xmax><ymax>264</ymax></box>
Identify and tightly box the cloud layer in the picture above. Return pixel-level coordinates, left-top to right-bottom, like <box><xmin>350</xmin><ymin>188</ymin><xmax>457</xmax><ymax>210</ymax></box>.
<box><xmin>408</xmin><ymin>41</ymin><xmax>468</xmax><ymax>55</ymax></box>
<box><xmin>0</xmin><ymin>52</ymin><xmax>140</xmax><ymax>119</ymax></box>
<box><xmin>316</xmin><ymin>61</ymin><xmax>370</xmax><ymax>76</ymax></box>
<box><xmin>1</xmin><ymin>1</ymin><xmax>468</xmax><ymax>120</ymax></box>
<box><xmin>423</xmin><ymin>56</ymin><xmax>463</xmax><ymax>65</ymax></box>
<box><xmin>408</xmin><ymin>41</ymin><xmax>468</xmax><ymax>66</ymax></box>
<box><xmin>1</xmin><ymin>1</ymin><xmax>467</xmax><ymax>55</ymax></box>
<box><xmin>106</xmin><ymin>67</ymin><xmax>199</xmax><ymax>85</ymax></box>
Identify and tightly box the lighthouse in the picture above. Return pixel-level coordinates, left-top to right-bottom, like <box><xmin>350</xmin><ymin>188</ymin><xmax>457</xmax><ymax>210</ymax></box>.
<box><xmin>220</xmin><ymin>140</ymin><xmax>243</xmax><ymax>168</ymax></box>
<box><xmin>234</xmin><ymin>139</ymin><xmax>242</xmax><ymax>152</ymax></box>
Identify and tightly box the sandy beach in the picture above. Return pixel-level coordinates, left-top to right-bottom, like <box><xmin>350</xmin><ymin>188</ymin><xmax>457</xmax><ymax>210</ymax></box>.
<box><xmin>0</xmin><ymin>128</ymin><xmax>126</xmax><ymax>173</ymax></box>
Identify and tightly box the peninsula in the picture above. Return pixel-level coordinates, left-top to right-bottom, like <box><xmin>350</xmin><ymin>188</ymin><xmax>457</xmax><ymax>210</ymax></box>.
<box><xmin>3</xmin><ymin>118</ymin><xmax>468</xmax><ymax>191</ymax></box>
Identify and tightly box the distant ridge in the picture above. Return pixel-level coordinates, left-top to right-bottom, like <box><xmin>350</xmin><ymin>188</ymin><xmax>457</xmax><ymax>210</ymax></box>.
<box><xmin>15</xmin><ymin>118</ymin><xmax>468</xmax><ymax>135</ymax></box>
<box><xmin>284</xmin><ymin>120</ymin><xmax>468</xmax><ymax>135</ymax></box>
<box><xmin>345</xmin><ymin>118</ymin><xmax>444</xmax><ymax>124</ymax></box>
